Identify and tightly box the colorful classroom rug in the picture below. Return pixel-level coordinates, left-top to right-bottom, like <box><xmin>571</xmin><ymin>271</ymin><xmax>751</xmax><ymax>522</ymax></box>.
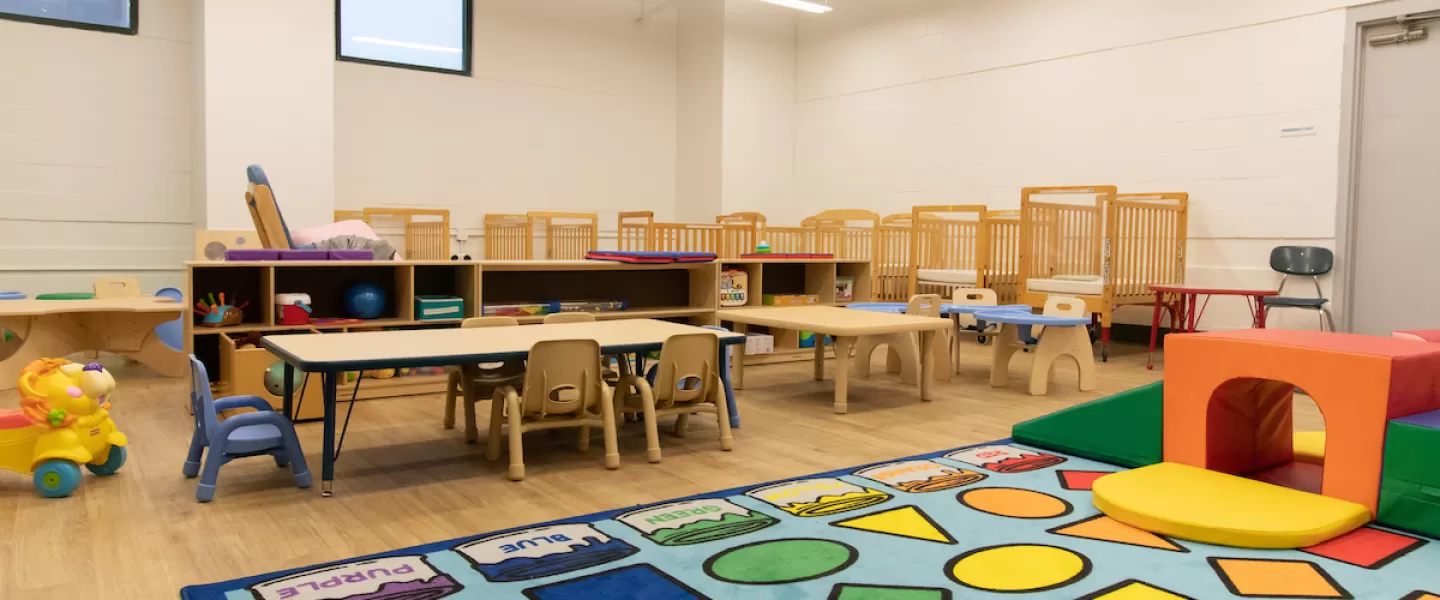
<box><xmin>180</xmin><ymin>441</ymin><xmax>1440</xmax><ymax>599</ymax></box>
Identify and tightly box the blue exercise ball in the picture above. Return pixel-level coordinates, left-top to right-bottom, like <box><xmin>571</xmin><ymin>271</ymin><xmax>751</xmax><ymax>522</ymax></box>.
<box><xmin>344</xmin><ymin>282</ymin><xmax>386</xmax><ymax>319</ymax></box>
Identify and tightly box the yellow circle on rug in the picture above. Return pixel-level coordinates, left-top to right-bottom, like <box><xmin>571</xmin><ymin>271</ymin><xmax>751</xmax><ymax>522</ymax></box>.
<box><xmin>958</xmin><ymin>487</ymin><xmax>1073</xmax><ymax>519</ymax></box>
<box><xmin>947</xmin><ymin>544</ymin><xmax>1090</xmax><ymax>592</ymax></box>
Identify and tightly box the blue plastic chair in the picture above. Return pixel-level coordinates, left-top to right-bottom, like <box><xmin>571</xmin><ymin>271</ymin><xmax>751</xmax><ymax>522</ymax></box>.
<box><xmin>154</xmin><ymin>287</ymin><xmax>184</xmax><ymax>351</ymax></box>
<box><xmin>183</xmin><ymin>356</ymin><xmax>311</xmax><ymax>502</ymax></box>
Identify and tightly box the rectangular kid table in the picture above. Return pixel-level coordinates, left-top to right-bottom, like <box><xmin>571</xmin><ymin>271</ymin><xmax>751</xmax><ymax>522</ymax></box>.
<box><xmin>262</xmin><ymin>319</ymin><xmax>745</xmax><ymax>496</ymax></box>
<box><xmin>0</xmin><ymin>297</ymin><xmax>187</xmax><ymax>390</ymax></box>
<box><xmin>1147</xmin><ymin>284</ymin><xmax>1279</xmax><ymax>370</ymax></box>
<box><xmin>716</xmin><ymin>306</ymin><xmax>950</xmax><ymax>415</ymax></box>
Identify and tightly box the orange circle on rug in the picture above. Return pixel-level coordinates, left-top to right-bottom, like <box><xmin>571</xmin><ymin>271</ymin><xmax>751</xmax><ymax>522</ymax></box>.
<box><xmin>958</xmin><ymin>487</ymin><xmax>1073</xmax><ymax>519</ymax></box>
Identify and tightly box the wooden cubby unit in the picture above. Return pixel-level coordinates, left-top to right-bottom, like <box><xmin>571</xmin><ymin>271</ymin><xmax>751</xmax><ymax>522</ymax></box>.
<box><xmin>186</xmin><ymin>260</ymin><xmax>728</xmax><ymax>406</ymax></box>
<box><xmin>715</xmin><ymin>259</ymin><xmax>873</xmax><ymax>366</ymax></box>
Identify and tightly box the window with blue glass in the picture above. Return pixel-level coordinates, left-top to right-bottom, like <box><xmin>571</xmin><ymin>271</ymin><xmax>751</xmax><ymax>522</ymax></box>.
<box><xmin>0</xmin><ymin>0</ymin><xmax>136</xmax><ymax>34</ymax></box>
<box><xmin>336</xmin><ymin>0</ymin><xmax>471</xmax><ymax>75</ymax></box>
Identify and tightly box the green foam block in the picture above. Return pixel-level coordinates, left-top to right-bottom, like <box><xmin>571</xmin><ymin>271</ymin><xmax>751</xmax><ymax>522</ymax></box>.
<box><xmin>1379</xmin><ymin>420</ymin><xmax>1440</xmax><ymax>537</ymax></box>
<box><xmin>1011</xmin><ymin>381</ymin><xmax>1163</xmax><ymax>468</ymax></box>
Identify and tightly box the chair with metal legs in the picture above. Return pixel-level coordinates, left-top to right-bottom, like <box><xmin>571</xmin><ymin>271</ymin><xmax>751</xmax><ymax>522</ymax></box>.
<box><xmin>1262</xmin><ymin>246</ymin><xmax>1336</xmax><ymax>331</ymax></box>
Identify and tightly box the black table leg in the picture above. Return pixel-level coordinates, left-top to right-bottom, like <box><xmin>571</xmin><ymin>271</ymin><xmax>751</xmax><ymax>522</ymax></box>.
<box><xmin>321</xmin><ymin>370</ymin><xmax>337</xmax><ymax>497</ymax></box>
<box><xmin>282</xmin><ymin>363</ymin><xmax>295</xmax><ymax>419</ymax></box>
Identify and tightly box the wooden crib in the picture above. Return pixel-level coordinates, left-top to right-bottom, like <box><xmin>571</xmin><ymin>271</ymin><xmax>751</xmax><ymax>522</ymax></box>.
<box><xmin>1017</xmin><ymin>186</ymin><xmax>1188</xmax><ymax>360</ymax></box>
<box><xmin>718</xmin><ymin>212</ymin><xmax>816</xmax><ymax>254</ymax></box>
<box><xmin>982</xmin><ymin>210</ymin><xmax>1023</xmax><ymax>304</ymax></box>
<box><xmin>907</xmin><ymin>205</ymin><xmax>985</xmax><ymax>299</ymax></box>
<box><xmin>621</xmin><ymin>212</ymin><xmax>756</xmax><ymax>257</ymax></box>
<box><xmin>876</xmin><ymin>214</ymin><xmax>920</xmax><ymax>301</ymax></box>
<box><xmin>332</xmin><ymin>208</ymin><xmax>451</xmax><ymax>260</ymax></box>
<box><xmin>484</xmin><ymin>214</ymin><xmax>534</xmax><ymax>260</ymax></box>
<box><xmin>809</xmin><ymin>210</ymin><xmax>879</xmax><ymax>261</ymax></box>
<box><xmin>528</xmin><ymin>212</ymin><xmax>598</xmax><ymax>260</ymax></box>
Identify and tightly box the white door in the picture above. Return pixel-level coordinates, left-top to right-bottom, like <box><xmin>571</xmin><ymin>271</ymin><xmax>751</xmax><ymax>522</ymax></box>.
<box><xmin>1349</xmin><ymin>18</ymin><xmax>1440</xmax><ymax>336</ymax></box>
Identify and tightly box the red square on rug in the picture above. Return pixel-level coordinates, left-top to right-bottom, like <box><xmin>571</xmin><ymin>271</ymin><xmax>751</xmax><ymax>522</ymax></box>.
<box><xmin>1302</xmin><ymin>526</ymin><xmax>1427</xmax><ymax>569</ymax></box>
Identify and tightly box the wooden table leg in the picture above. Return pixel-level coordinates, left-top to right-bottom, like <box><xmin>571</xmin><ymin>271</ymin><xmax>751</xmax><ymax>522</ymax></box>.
<box><xmin>732</xmin><ymin>323</ymin><xmax>747</xmax><ymax>390</ymax></box>
<box><xmin>990</xmin><ymin>323</ymin><xmax>1022</xmax><ymax>389</ymax></box>
<box><xmin>461</xmin><ymin>364</ymin><xmax>480</xmax><ymax>443</ymax></box>
<box><xmin>919</xmin><ymin>330</ymin><xmax>934</xmax><ymax>402</ymax></box>
<box><xmin>814</xmin><ymin>334</ymin><xmax>826</xmax><ymax>381</ymax></box>
<box><xmin>831</xmin><ymin>336</ymin><xmax>855</xmax><ymax>414</ymax></box>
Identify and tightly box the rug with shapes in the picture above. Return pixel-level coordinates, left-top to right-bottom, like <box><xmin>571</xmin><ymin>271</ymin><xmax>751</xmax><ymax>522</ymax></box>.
<box><xmin>180</xmin><ymin>441</ymin><xmax>1440</xmax><ymax>599</ymax></box>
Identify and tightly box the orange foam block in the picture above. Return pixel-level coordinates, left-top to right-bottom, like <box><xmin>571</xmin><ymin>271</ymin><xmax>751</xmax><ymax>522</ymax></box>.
<box><xmin>1164</xmin><ymin>330</ymin><xmax>1440</xmax><ymax>515</ymax></box>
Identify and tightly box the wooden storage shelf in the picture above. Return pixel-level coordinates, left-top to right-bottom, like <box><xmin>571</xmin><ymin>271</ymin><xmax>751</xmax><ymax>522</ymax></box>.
<box><xmin>713</xmin><ymin>259</ymin><xmax>872</xmax><ymax>366</ymax></box>
<box><xmin>186</xmin><ymin>260</ymin><xmax>728</xmax><ymax>406</ymax></box>
<box><xmin>185</xmin><ymin>258</ymin><xmax>871</xmax><ymax>400</ymax></box>
<box><xmin>510</xmin><ymin>306</ymin><xmax>712</xmax><ymax>325</ymax></box>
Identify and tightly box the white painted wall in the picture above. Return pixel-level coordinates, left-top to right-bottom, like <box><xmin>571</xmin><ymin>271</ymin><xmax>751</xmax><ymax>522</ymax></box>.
<box><xmin>722</xmin><ymin>0</ymin><xmax>797</xmax><ymax>222</ymax></box>
<box><xmin>676</xmin><ymin>0</ymin><xmax>726</xmax><ymax>223</ymax></box>
<box><xmin>200</xmin><ymin>0</ymin><xmax>335</xmax><ymax>232</ymax></box>
<box><xmin>0</xmin><ymin>0</ymin><xmax>194</xmax><ymax>296</ymax></box>
<box><xmin>792</xmin><ymin>0</ymin><xmax>1373</xmax><ymax>329</ymax></box>
<box><xmin>335</xmin><ymin>0</ymin><xmax>678</xmax><ymax>255</ymax></box>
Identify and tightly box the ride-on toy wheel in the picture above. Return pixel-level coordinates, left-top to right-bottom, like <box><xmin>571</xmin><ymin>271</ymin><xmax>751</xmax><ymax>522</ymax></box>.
<box><xmin>87</xmin><ymin>446</ymin><xmax>127</xmax><ymax>476</ymax></box>
<box><xmin>33</xmin><ymin>461</ymin><xmax>83</xmax><ymax>498</ymax></box>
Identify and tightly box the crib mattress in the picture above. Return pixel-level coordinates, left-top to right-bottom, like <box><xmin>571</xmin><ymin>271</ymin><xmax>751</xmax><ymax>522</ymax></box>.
<box><xmin>1027</xmin><ymin>276</ymin><xmax>1104</xmax><ymax>296</ymax></box>
<box><xmin>917</xmin><ymin>269</ymin><xmax>979</xmax><ymax>285</ymax></box>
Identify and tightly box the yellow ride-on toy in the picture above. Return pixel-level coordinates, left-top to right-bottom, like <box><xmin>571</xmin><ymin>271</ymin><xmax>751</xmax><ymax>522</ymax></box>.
<box><xmin>0</xmin><ymin>358</ymin><xmax>127</xmax><ymax>498</ymax></box>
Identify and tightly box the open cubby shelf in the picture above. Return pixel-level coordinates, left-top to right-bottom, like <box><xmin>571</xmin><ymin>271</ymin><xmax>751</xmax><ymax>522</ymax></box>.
<box><xmin>716</xmin><ymin>259</ymin><xmax>872</xmax><ymax>365</ymax></box>
<box><xmin>185</xmin><ymin>258</ymin><xmax>871</xmax><ymax>401</ymax></box>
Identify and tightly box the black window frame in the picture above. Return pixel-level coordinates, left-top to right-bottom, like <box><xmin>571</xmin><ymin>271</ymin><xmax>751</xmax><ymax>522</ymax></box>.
<box><xmin>0</xmin><ymin>0</ymin><xmax>138</xmax><ymax>35</ymax></box>
<box><xmin>334</xmin><ymin>0</ymin><xmax>473</xmax><ymax>77</ymax></box>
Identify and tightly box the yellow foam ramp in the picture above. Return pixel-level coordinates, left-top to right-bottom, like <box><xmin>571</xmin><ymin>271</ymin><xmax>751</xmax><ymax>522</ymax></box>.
<box><xmin>1093</xmin><ymin>462</ymin><xmax>1370</xmax><ymax>549</ymax></box>
<box><xmin>1294</xmin><ymin>431</ymin><xmax>1325</xmax><ymax>465</ymax></box>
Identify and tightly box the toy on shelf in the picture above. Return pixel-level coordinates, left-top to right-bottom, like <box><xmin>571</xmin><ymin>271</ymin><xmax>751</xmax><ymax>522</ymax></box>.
<box><xmin>415</xmin><ymin>295</ymin><xmax>464</xmax><ymax>321</ymax></box>
<box><xmin>195</xmin><ymin>292</ymin><xmax>248</xmax><ymax>327</ymax></box>
<box><xmin>762</xmin><ymin>294</ymin><xmax>819</xmax><ymax>307</ymax></box>
<box><xmin>755</xmin><ymin>241</ymin><xmax>772</xmax><ymax>254</ymax></box>
<box><xmin>558</xmin><ymin>300</ymin><xmax>626</xmax><ymax>313</ymax></box>
<box><xmin>720</xmin><ymin>269</ymin><xmax>749</xmax><ymax>307</ymax></box>
<box><xmin>344</xmin><ymin>282</ymin><xmax>386</xmax><ymax>319</ymax></box>
<box><xmin>275</xmin><ymin>293</ymin><xmax>312</xmax><ymax>326</ymax></box>
<box><xmin>835</xmin><ymin>277</ymin><xmax>855</xmax><ymax>303</ymax></box>
<box><xmin>264</xmin><ymin>361</ymin><xmax>304</xmax><ymax>396</ymax></box>
<box><xmin>483</xmin><ymin>302</ymin><xmax>559</xmax><ymax>318</ymax></box>
<box><xmin>1013</xmin><ymin>329</ymin><xmax>1440</xmax><ymax>548</ymax></box>
<box><xmin>0</xmin><ymin>358</ymin><xmax>127</xmax><ymax>498</ymax></box>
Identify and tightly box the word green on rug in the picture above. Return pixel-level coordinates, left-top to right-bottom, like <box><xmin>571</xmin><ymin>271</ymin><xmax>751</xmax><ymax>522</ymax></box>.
<box><xmin>181</xmin><ymin>442</ymin><xmax>1439</xmax><ymax>599</ymax></box>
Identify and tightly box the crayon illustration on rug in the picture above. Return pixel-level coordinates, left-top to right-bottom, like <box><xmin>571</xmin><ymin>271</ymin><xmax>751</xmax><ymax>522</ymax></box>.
<box><xmin>180</xmin><ymin>442</ymin><xmax>1439</xmax><ymax>600</ymax></box>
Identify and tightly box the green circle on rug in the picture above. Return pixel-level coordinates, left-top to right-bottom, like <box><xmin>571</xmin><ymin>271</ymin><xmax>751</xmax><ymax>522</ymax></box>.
<box><xmin>704</xmin><ymin>538</ymin><xmax>858</xmax><ymax>584</ymax></box>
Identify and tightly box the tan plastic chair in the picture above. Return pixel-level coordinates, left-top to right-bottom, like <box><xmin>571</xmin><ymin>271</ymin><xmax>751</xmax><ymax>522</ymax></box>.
<box><xmin>950</xmin><ymin>288</ymin><xmax>999</xmax><ymax>371</ymax></box>
<box><xmin>487</xmin><ymin>339</ymin><xmax>619</xmax><ymax>481</ymax></box>
<box><xmin>615</xmin><ymin>333</ymin><xmax>733</xmax><ymax>463</ymax></box>
<box><xmin>544</xmin><ymin>312</ymin><xmax>627</xmax><ymax>382</ymax></box>
<box><xmin>853</xmin><ymin>294</ymin><xmax>950</xmax><ymax>384</ymax></box>
<box><xmin>445</xmin><ymin>317</ymin><xmax>525</xmax><ymax>442</ymax></box>
<box><xmin>543</xmin><ymin>312</ymin><xmax>596</xmax><ymax>324</ymax></box>
<box><xmin>93</xmin><ymin>277</ymin><xmax>140</xmax><ymax>298</ymax></box>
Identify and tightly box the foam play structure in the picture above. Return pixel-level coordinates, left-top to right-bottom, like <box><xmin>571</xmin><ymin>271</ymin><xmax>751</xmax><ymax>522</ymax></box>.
<box><xmin>1013</xmin><ymin>328</ymin><xmax>1440</xmax><ymax>549</ymax></box>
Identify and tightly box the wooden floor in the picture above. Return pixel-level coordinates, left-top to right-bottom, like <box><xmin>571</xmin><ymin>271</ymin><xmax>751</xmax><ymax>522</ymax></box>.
<box><xmin>0</xmin><ymin>341</ymin><xmax>1321</xmax><ymax>598</ymax></box>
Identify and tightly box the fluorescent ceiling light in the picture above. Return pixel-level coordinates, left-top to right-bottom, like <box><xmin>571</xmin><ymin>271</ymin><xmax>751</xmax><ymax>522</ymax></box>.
<box><xmin>351</xmin><ymin>36</ymin><xmax>462</xmax><ymax>53</ymax></box>
<box><xmin>759</xmin><ymin>0</ymin><xmax>833</xmax><ymax>14</ymax></box>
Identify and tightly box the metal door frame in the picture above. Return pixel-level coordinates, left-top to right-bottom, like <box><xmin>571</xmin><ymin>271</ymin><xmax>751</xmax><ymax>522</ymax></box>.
<box><xmin>1334</xmin><ymin>0</ymin><xmax>1440</xmax><ymax>331</ymax></box>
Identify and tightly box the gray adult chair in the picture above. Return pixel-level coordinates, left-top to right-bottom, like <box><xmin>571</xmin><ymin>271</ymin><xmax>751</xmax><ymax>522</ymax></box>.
<box><xmin>1262</xmin><ymin>246</ymin><xmax>1336</xmax><ymax>331</ymax></box>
